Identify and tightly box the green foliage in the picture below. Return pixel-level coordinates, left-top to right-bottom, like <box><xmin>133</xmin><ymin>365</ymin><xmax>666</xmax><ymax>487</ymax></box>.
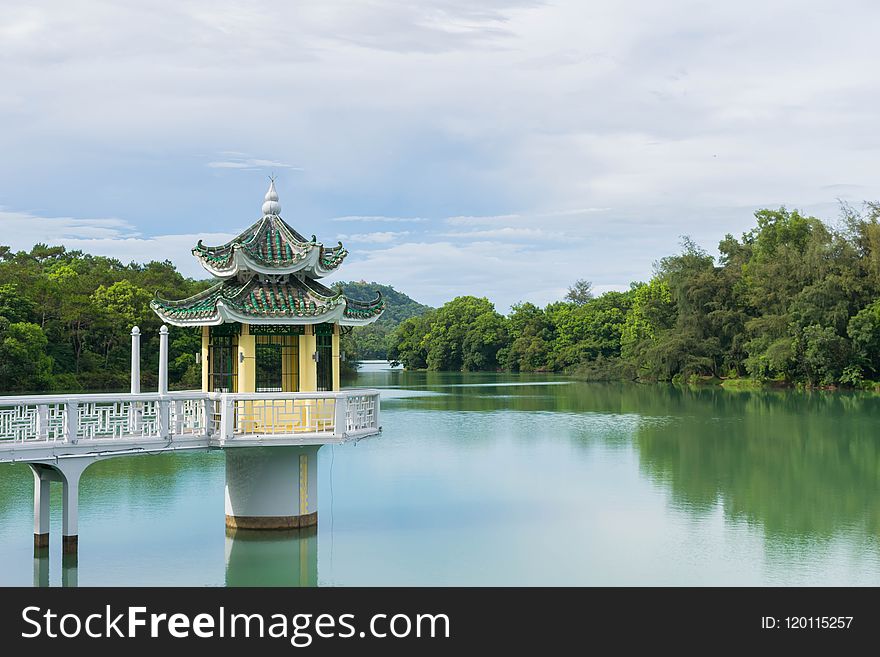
<box><xmin>422</xmin><ymin>297</ymin><xmax>508</xmax><ymax>371</ymax></box>
<box><xmin>549</xmin><ymin>291</ymin><xmax>633</xmax><ymax>369</ymax></box>
<box><xmin>848</xmin><ymin>300</ymin><xmax>880</xmax><ymax>376</ymax></box>
<box><xmin>503</xmin><ymin>302</ymin><xmax>554</xmax><ymax>372</ymax></box>
<box><xmin>388</xmin><ymin>297</ymin><xmax>508</xmax><ymax>371</ymax></box>
<box><xmin>9</xmin><ymin>197</ymin><xmax>880</xmax><ymax>389</ymax></box>
<box><xmin>0</xmin><ymin>244</ymin><xmax>207</xmax><ymax>392</ymax></box>
<box><xmin>620</xmin><ymin>279</ymin><xmax>675</xmax><ymax>363</ymax></box>
<box><xmin>387</xmin><ymin>202</ymin><xmax>880</xmax><ymax>387</ymax></box>
<box><xmin>0</xmin><ymin>320</ymin><xmax>52</xmax><ymax>391</ymax></box>
<box><xmin>388</xmin><ymin>312</ymin><xmax>435</xmax><ymax>369</ymax></box>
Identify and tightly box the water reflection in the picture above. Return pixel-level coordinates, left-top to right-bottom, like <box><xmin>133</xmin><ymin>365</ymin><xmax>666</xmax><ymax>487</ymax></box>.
<box><xmin>633</xmin><ymin>388</ymin><xmax>880</xmax><ymax>540</ymax></box>
<box><xmin>33</xmin><ymin>547</ymin><xmax>49</xmax><ymax>587</ymax></box>
<box><xmin>367</xmin><ymin>372</ymin><xmax>880</xmax><ymax>547</ymax></box>
<box><xmin>62</xmin><ymin>551</ymin><xmax>78</xmax><ymax>588</ymax></box>
<box><xmin>224</xmin><ymin>527</ymin><xmax>317</xmax><ymax>587</ymax></box>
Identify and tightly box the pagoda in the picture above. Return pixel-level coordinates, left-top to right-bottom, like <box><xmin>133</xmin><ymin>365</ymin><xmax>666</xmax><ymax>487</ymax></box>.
<box><xmin>151</xmin><ymin>179</ymin><xmax>385</xmax><ymax>394</ymax></box>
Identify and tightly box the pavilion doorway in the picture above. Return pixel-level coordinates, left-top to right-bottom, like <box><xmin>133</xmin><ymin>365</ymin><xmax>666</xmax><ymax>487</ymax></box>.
<box><xmin>207</xmin><ymin>327</ymin><xmax>239</xmax><ymax>393</ymax></box>
<box><xmin>255</xmin><ymin>334</ymin><xmax>300</xmax><ymax>392</ymax></box>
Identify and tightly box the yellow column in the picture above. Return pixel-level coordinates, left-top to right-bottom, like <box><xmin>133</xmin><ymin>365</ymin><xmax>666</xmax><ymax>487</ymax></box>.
<box><xmin>201</xmin><ymin>326</ymin><xmax>209</xmax><ymax>392</ymax></box>
<box><xmin>238</xmin><ymin>323</ymin><xmax>256</xmax><ymax>393</ymax></box>
<box><xmin>298</xmin><ymin>326</ymin><xmax>317</xmax><ymax>392</ymax></box>
<box><xmin>332</xmin><ymin>324</ymin><xmax>340</xmax><ymax>391</ymax></box>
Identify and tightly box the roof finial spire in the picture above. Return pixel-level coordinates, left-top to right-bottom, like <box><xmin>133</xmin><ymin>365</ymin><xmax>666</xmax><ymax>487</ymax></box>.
<box><xmin>262</xmin><ymin>175</ymin><xmax>281</xmax><ymax>216</ymax></box>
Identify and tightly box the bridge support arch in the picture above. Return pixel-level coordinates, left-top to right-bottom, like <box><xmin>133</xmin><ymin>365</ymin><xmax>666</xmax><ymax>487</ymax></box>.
<box><xmin>29</xmin><ymin>458</ymin><xmax>95</xmax><ymax>555</ymax></box>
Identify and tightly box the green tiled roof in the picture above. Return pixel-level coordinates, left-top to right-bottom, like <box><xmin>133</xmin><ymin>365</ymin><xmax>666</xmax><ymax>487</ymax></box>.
<box><xmin>192</xmin><ymin>215</ymin><xmax>346</xmax><ymax>276</ymax></box>
<box><xmin>151</xmin><ymin>184</ymin><xmax>383</xmax><ymax>328</ymax></box>
<box><xmin>151</xmin><ymin>277</ymin><xmax>346</xmax><ymax>326</ymax></box>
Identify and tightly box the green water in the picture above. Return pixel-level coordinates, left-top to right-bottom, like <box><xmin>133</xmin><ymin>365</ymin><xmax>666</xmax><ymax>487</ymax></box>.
<box><xmin>2</xmin><ymin>368</ymin><xmax>880</xmax><ymax>586</ymax></box>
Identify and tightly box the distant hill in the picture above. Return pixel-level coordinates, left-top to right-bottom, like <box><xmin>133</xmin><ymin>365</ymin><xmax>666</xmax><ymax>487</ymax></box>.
<box><xmin>337</xmin><ymin>281</ymin><xmax>431</xmax><ymax>360</ymax></box>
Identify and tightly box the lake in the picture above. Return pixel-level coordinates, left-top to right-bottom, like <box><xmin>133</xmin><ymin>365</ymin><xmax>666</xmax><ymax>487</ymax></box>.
<box><xmin>2</xmin><ymin>366</ymin><xmax>880</xmax><ymax>586</ymax></box>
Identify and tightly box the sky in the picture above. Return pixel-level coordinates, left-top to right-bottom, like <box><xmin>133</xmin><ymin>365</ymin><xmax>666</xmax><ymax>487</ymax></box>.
<box><xmin>2</xmin><ymin>0</ymin><xmax>880</xmax><ymax>311</ymax></box>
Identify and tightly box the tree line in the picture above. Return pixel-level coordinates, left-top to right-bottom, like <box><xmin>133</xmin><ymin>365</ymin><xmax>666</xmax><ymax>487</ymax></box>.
<box><xmin>389</xmin><ymin>204</ymin><xmax>880</xmax><ymax>388</ymax></box>
<box><xmin>0</xmin><ymin>244</ymin><xmax>427</xmax><ymax>393</ymax></box>
<box><xmin>5</xmin><ymin>202</ymin><xmax>880</xmax><ymax>392</ymax></box>
<box><xmin>0</xmin><ymin>245</ymin><xmax>205</xmax><ymax>392</ymax></box>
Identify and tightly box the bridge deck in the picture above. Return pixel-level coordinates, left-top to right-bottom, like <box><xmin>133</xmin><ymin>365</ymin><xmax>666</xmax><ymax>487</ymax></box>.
<box><xmin>0</xmin><ymin>389</ymin><xmax>381</xmax><ymax>464</ymax></box>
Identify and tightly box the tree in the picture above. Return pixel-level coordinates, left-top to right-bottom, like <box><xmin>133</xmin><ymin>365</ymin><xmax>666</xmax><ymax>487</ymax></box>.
<box><xmin>0</xmin><ymin>245</ymin><xmax>208</xmax><ymax>391</ymax></box>
<box><xmin>388</xmin><ymin>313</ymin><xmax>434</xmax><ymax>369</ymax></box>
<box><xmin>797</xmin><ymin>324</ymin><xmax>850</xmax><ymax>386</ymax></box>
<box><xmin>564</xmin><ymin>279</ymin><xmax>594</xmax><ymax>305</ymax></box>
<box><xmin>503</xmin><ymin>302</ymin><xmax>554</xmax><ymax>372</ymax></box>
<box><xmin>847</xmin><ymin>300</ymin><xmax>880</xmax><ymax>378</ymax></box>
<box><xmin>0</xmin><ymin>284</ymin><xmax>35</xmax><ymax>323</ymax></box>
<box><xmin>0</xmin><ymin>320</ymin><xmax>53</xmax><ymax>391</ymax></box>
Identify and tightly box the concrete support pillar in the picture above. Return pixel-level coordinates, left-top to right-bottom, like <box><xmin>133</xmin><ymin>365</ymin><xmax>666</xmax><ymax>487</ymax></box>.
<box><xmin>60</xmin><ymin>459</ymin><xmax>90</xmax><ymax>554</ymax></box>
<box><xmin>62</xmin><ymin>474</ymin><xmax>79</xmax><ymax>554</ymax></box>
<box><xmin>225</xmin><ymin>446</ymin><xmax>320</xmax><ymax>529</ymax></box>
<box><xmin>31</xmin><ymin>468</ymin><xmax>50</xmax><ymax>549</ymax></box>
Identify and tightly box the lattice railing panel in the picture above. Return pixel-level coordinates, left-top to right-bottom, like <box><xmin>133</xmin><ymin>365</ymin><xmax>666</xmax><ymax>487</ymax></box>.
<box><xmin>75</xmin><ymin>400</ymin><xmax>159</xmax><ymax>439</ymax></box>
<box><xmin>345</xmin><ymin>394</ymin><xmax>377</xmax><ymax>433</ymax></box>
<box><xmin>233</xmin><ymin>398</ymin><xmax>337</xmax><ymax>436</ymax></box>
<box><xmin>171</xmin><ymin>398</ymin><xmax>208</xmax><ymax>435</ymax></box>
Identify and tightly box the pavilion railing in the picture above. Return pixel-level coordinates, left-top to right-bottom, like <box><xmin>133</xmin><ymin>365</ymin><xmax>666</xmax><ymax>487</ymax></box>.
<box><xmin>0</xmin><ymin>390</ymin><xmax>380</xmax><ymax>446</ymax></box>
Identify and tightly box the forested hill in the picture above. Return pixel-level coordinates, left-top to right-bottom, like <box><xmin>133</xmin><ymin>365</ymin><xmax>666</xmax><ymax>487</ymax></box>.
<box><xmin>337</xmin><ymin>281</ymin><xmax>432</xmax><ymax>360</ymax></box>
<box><xmin>339</xmin><ymin>281</ymin><xmax>432</xmax><ymax>325</ymax></box>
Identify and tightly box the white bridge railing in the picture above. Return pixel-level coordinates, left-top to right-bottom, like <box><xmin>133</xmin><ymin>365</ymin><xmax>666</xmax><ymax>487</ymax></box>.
<box><xmin>0</xmin><ymin>389</ymin><xmax>380</xmax><ymax>448</ymax></box>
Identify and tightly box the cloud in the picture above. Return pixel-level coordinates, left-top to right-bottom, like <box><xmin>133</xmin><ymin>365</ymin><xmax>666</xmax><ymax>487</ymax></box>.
<box><xmin>332</xmin><ymin>237</ymin><xmax>641</xmax><ymax>312</ymax></box>
<box><xmin>446</xmin><ymin>214</ymin><xmax>522</xmax><ymax>227</ymax></box>
<box><xmin>331</xmin><ymin>216</ymin><xmax>430</xmax><ymax>223</ymax></box>
<box><xmin>440</xmin><ymin>227</ymin><xmax>571</xmax><ymax>241</ymax></box>
<box><xmin>0</xmin><ymin>209</ymin><xmax>233</xmax><ymax>278</ymax></box>
<box><xmin>207</xmin><ymin>157</ymin><xmax>302</xmax><ymax>170</ymax></box>
<box><xmin>337</xmin><ymin>231</ymin><xmax>411</xmax><ymax>243</ymax></box>
<box><xmin>3</xmin><ymin>0</ymin><xmax>880</xmax><ymax>311</ymax></box>
<box><xmin>0</xmin><ymin>210</ymin><xmax>136</xmax><ymax>240</ymax></box>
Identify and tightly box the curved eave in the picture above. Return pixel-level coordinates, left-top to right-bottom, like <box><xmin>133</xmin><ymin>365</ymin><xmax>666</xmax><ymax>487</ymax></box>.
<box><xmin>338</xmin><ymin>312</ymin><xmax>383</xmax><ymax>327</ymax></box>
<box><xmin>193</xmin><ymin>247</ymin><xmax>346</xmax><ymax>279</ymax></box>
<box><xmin>194</xmin><ymin>246</ymin><xmax>321</xmax><ymax>279</ymax></box>
<box><xmin>339</xmin><ymin>297</ymin><xmax>386</xmax><ymax>327</ymax></box>
<box><xmin>313</xmin><ymin>244</ymin><xmax>349</xmax><ymax>277</ymax></box>
<box><xmin>149</xmin><ymin>299</ymin><xmax>348</xmax><ymax>327</ymax></box>
<box><xmin>150</xmin><ymin>299</ymin><xmax>225</xmax><ymax>327</ymax></box>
